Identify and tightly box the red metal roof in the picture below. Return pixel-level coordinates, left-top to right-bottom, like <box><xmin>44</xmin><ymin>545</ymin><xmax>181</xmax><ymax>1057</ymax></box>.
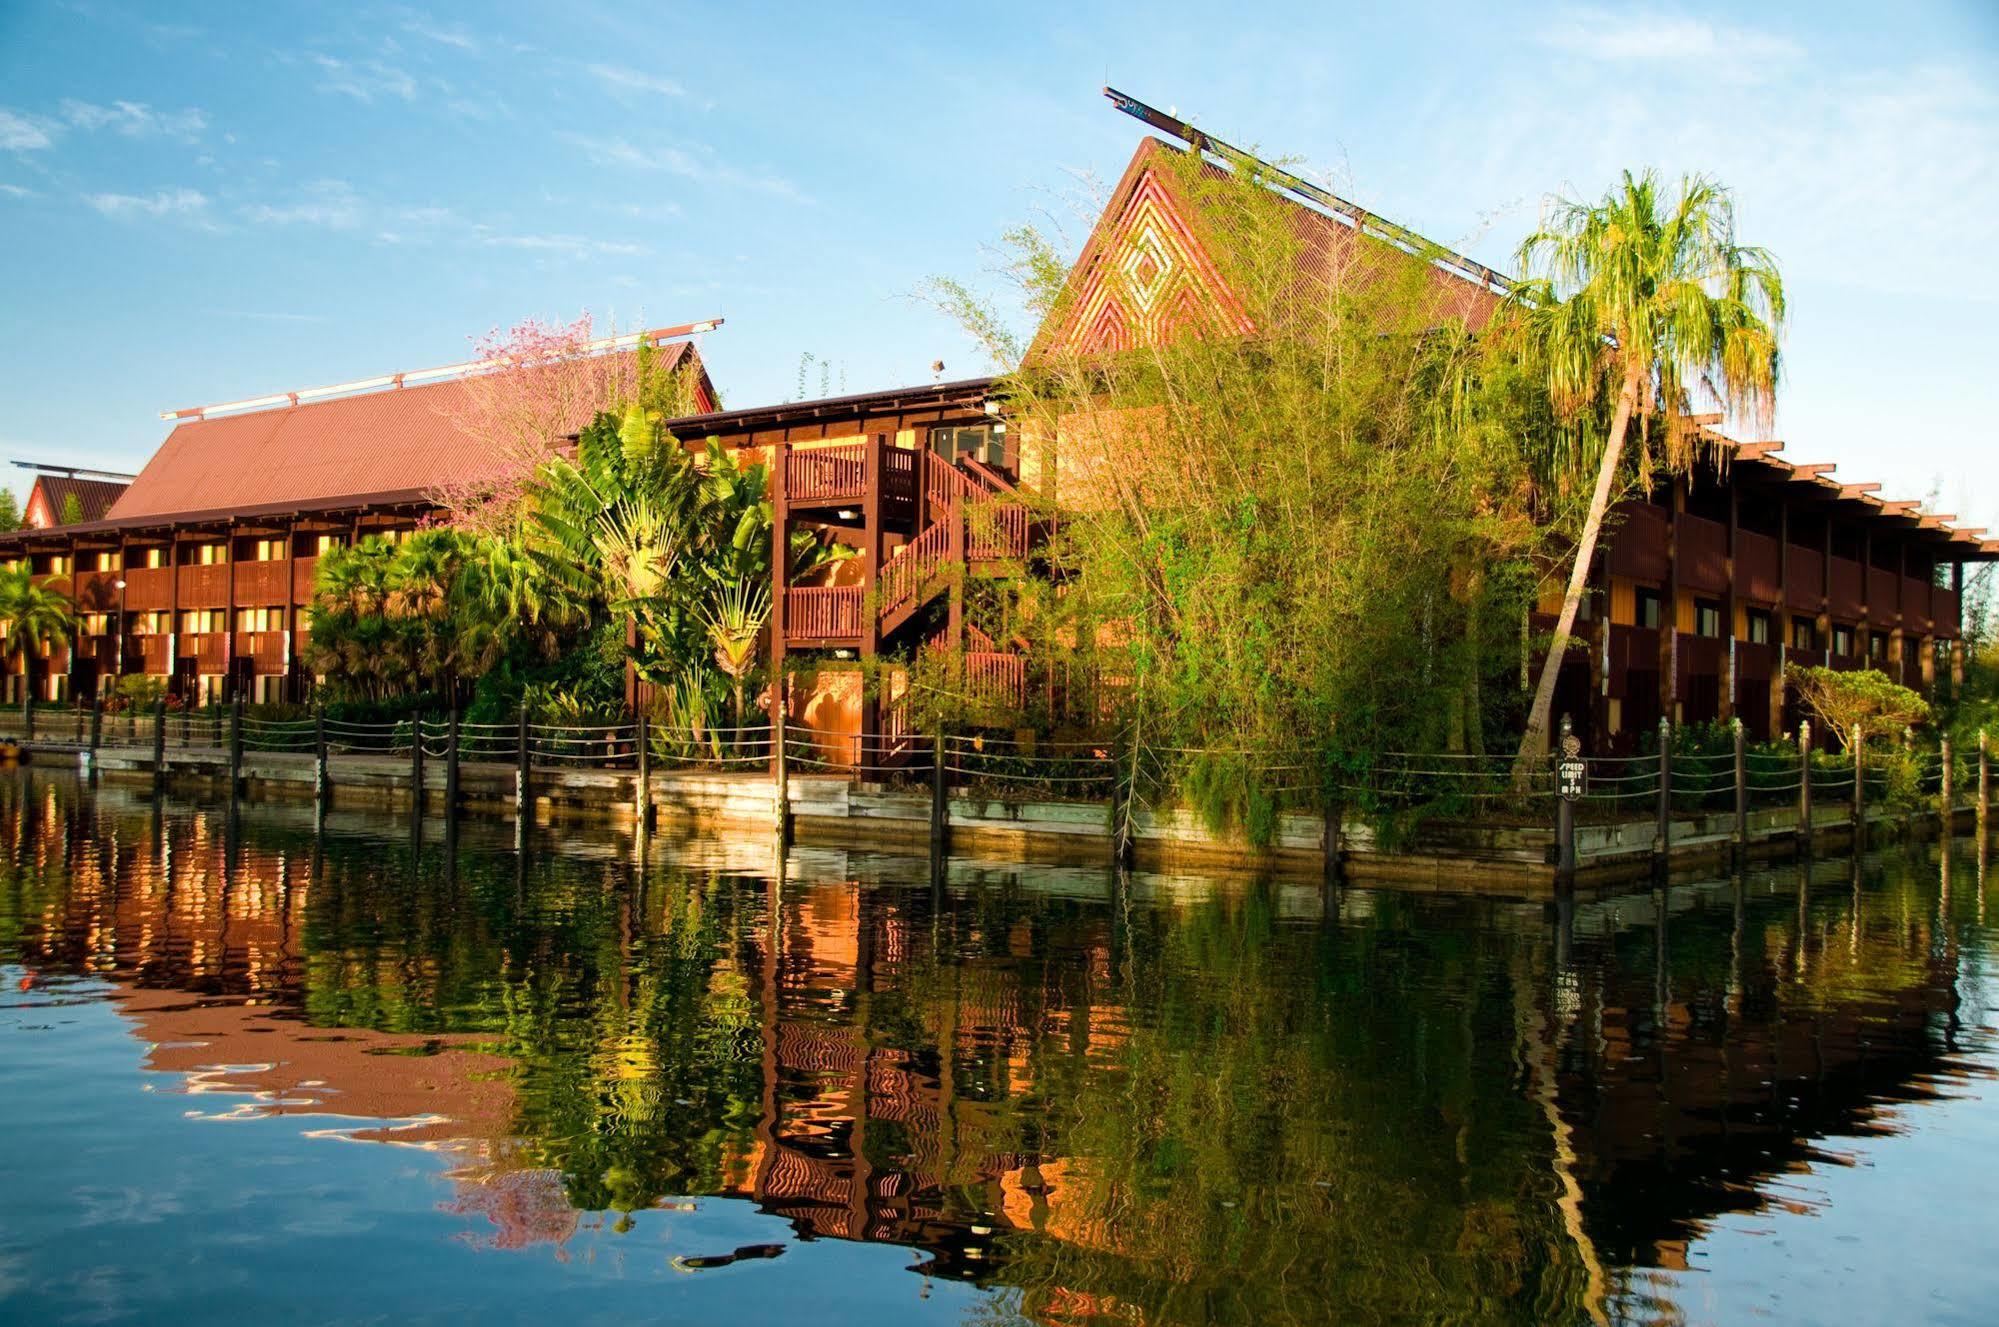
<box><xmin>106</xmin><ymin>342</ymin><xmax>707</xmax><ymax>523</ymax></box>
<box><xmin>25</xmin><ymin>475</ymin><xmax>129</xmax><ymax>527</ymax></box>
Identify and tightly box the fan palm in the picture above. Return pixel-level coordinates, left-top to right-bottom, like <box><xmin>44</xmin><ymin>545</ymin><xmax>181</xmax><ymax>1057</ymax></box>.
<box><xmin>1509</xmin><ymin>170</ymin><xmax>1784</xmax><ymax>774</ymax></box>
<box><xmin>0</xmin><ymin>564</ymin><xmax>75</xmax><ymax>723</ymax></box>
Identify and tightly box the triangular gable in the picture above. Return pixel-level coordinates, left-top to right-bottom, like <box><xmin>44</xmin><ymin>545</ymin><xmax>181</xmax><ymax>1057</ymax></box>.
<box><xmin>1029</xmin><ymin>138</ymin><xmax>1252</xmax><ymax>361</ymax></box>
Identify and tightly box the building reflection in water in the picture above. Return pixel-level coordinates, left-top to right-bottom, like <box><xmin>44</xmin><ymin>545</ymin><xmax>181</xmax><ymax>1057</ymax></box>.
<box><xmin>1</xmin><ymin>771</ymin><xmax>1989</xmax><ymax>1325</ymax></box>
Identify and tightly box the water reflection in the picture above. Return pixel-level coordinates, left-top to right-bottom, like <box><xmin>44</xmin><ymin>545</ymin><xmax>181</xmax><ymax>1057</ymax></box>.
<box><xmin>2</xmin><ymin>771</ymin><xmax>1994</xmax><ymax>1325</ymax></box>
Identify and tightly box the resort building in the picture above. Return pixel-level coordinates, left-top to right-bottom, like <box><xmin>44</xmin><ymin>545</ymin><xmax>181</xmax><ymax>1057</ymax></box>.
<box><xmin>18</xmin><ymin>466</ymin><xmax>131</xmax><ymax>529</ymax></box>
<box><xmin>1</xmin><ymin>136</ymin><xmax>1989</xmax><ymax>753</ymax></box>
<box><xmin>0</xmin><ymin>327</ymin><xmax>714</xmax><ymax>707</ymax></box>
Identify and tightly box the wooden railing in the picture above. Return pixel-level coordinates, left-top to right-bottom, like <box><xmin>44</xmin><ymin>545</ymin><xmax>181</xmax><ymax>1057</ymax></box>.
<box><xmin>1829</xmin><ymin>556</ymin><xmax>1864</xmax><ymax>619</ymax></box>
<box><xmin>967</xmin><ymin>502</ymin><xmax>1029</xmax><ymax>560</ymax></box>
<box><xmin>881</xmin><ymin>445</ymin><xmax>919</xmax><ymax>520</ymax></box>
<box><xmin>234</xmin><ymin>560</ymin><xmax>289</xmax><ymax>604</ymax></box>
<box><xmin>786</xmin><ymin>444</ymin><xmax>867</xmax><ymax>502</ymax></box>
<box><xmin>1736</xmin><ymin>529</ymin><xmax>1780</xmax><ymax>602</ymax></box>
<box><xmin>128</xmin><ymin>635</ymin><xmax>170</xmax><ymax>672</ymax></box>
<box><xmin>966</xmin><ymin>651</ymin><xmax>1027</xmax><ymax>708</ymax></box>
<box><xmin>177</xmin><ymin>562</ymin><xmax>229</xmax><ymax>609</ymax></box>
<box><xmin>234</xmin><ymin>630</ymin><xmax>288</xmax><ymax>672</ymax></box>
<box><xmin>1785</xmin><ymin>545</ymin><xmax>1823</xmax><ymax>612</ymax></box>
<box><xmin>74</xmin><ymin>569</ymin><xmax>121</xmax><ymax>612</ymax></box>
<box><xmin>292</xmin><ymin>556</ymin><xmax>318</xmax><ymax>605</ymax></box>
<box><xmin>123</xmin><ymin>566</ymin><xmax>173</xmax><ymax>611</ymax></box>
<box><xmin>1677</xmin><ymin>514</ymin><xmax>1726</xmax><ymax>592</ymax></box>
<box><xmin>878</xmin><ymin>520</ymin><xmax>953</xmax><ymax>621</ymax></box>
<box><xmin>182</xmin><ymin>632</ymin><xmax>227</xmax><ymax>670</ymax></box>
<box><xmin>785</xmin><ymin>586</ymin><xmax>863</xmax><ymax>641</ymax></box>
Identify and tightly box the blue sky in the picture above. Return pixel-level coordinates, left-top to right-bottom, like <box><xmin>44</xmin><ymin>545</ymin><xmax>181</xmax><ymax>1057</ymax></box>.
<box><xmin>2</xmin><ymin>1</ymin><xmax>1994</xmax><ymax>527</ymax></box>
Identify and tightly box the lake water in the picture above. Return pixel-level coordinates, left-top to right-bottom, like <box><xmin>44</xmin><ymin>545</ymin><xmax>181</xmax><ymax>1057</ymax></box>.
<box><xmin>3</xmin><ymin>770</ymin><xmax>1996</xmax><ymax>1326</ymax></box>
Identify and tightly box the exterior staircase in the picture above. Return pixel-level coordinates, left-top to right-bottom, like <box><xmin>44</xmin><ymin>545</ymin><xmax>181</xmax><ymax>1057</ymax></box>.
<box><xmin>875</xmin><ymin>452</ymin><xmax>1032</xmax><ymax>641</ymax></box>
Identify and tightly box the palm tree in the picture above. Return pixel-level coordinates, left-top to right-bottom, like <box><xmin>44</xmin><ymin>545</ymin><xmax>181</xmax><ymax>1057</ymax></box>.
<box><xmin>700</xmin><ymin>578</ymin><xmax>771</xmax><ymax>739</ymax></box>
<box><xmin>0</xmin><ymin>564</ymin><xmax>75</xmax><ymax>725</ymax></box>
<box><xmin>1510</xmin><ymin>170</ymin><xmax>1784</xmax><ymax>774</ymax></box>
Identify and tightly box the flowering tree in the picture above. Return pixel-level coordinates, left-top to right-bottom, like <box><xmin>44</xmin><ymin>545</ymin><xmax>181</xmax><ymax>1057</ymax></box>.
<box><xmin>433</xmin><ymin>315</ymin><xmax>650</xmax><ymax>536</ymax></box>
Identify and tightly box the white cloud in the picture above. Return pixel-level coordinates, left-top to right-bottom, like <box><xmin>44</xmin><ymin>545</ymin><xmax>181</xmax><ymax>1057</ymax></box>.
<box><xmin>402</xmin><ymin>17</ymin><xmax>477</xmax><ymax>51</ymax></box>
<box><xmin>0</xmin><ymin>183</ymin><xmax>37</xmax><ymax>198</ymax></box>
<box><xmin>561</xmin><ymin>133</ymin><xmax>805</xmax><ymax>200</ymax></box>
<box><xmin>312</xmin><ymin>55</ymin><xmax>419</xmax><ymax>103</ymax></box>
<box><xmin>586</xmin><ymin>64</ymin><xmax>687</xmax><ymax>99</ymax></box>
<box><xmin>82</xmin><ymin>187</ymin><xmax>215</xmax><ymax>224</ymax></box>
<box><xmin>60</xmin><ymin>99</ymin><xmax>207</xmax><ymax>142</ymax></box>
<box><xmin>478</xmin><ymin>231</ymin><xmax>650</xmax><ymax>258</ymax></box>
<box><xmin>0</xmin><ymin>109</ymin><xmax>57</xmax><ymax>151</ymax></box>
<box><xmin>1538</xmin><ymin>7</ymin><xmax>1802</xmax><ymax>71</ymax></box>
<box><xmin>243</xmin><ymin>179</ymin><xmax>365</xmax><ymax>228</ymax></box>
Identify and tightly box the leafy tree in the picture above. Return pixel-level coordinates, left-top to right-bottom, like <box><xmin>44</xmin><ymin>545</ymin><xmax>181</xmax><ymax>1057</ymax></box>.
<box><xmin>1784</xmin><ymin>664</ymin><xmax>1929</xmax><ymax>750</ymax></box>
<box><xmin>59</xmin><ymin>492</ymin><xmax>84</xmax><ymax>526</ymax></box>
<box><xmin>0</xmin><ymin>564</ymin><xmax>74</xmax><ymax>721</ymax></box>
<box><xmin>0</xmin><ymin>490</ymin><xmax>19</xmax><ymax>533</ymax></box>
<box><xmin>1509</xmin><ymin>172</ymin><xmax>1785</xmax><ymax>773</ymax></box>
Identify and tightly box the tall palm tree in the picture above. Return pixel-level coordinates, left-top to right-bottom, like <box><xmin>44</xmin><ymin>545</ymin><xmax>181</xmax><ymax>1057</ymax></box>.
<box><xmin>0</xmin><ymin>564</ymin><xmax>75</xmax><ymax>724</ymax></box>
<box><xmin>1510</xmin><ymin>170</ymin><xmax>1784</xmax><ymax>775</ymax></box>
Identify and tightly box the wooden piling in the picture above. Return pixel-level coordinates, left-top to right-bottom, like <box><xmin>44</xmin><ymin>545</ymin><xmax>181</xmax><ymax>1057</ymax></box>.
<box><xmin>1851</xmin><ymin>722</ymin><xmax>1865</xmax><ymax>849</ymax></box>
<box><xmin>930</xmin><ymin>729</ymin><xmax>949</xmax><ymax>857</ymax></box>
<box><xmin>1799</xmin><ymin>720</ymin><xmax>1814</xmax><ymax>853</ymax></box>
<box><xmin>313</xmin><ymin>704</ymin><xmax>328</xmax><ymax>804</ymax></box>
<box><xmin>1980</xmin><ymin>729</ymin><xmax>1990</xmax><ymax>835</ymax></box>
<box><xmin>151</xmin><ymin>697</ymin><xmax>166</xmax><ymax>792</ymax></box>
<box><xmin>445</xmin><ymin>709</ymin><xmax>461</xmax><ymax>821</ymax></box>
<box><xmin>635</xmin><ymin>711</ymin><xmax>652</xmax><ymax>828</ymax></box>
<box><xmin>1653</xmin><ymin>716</ymin><xmax>1672</xmax><ymax>869</ymax></box>
<box><xmin>515</xmin><ymin>705</ymin><xmax>531</xmax><ymax>825</ymax></box>
<box><xmin>1732</xmin><ymin>717</ymin><xmax>1748</xmax><ymax>865</ymax></box>
<box><xmin>228</xmin><ymin>695</ymin><xmax>242</xmax><ymax>795</ymax></box>
<box><xmin>1940</xmin><ymin>735</ymin><xmax>1954</xmax><ymax>838</ymax></box>
<box><xmin>409</xmin><ymin>708</ymin><xmax>424</xmax><ymax>814</ymax></box>
<box><xmin>772</xmin><ymin>706</ymin><xmax>791</xmax><ymax>845</ymax></box>
<box><xmin>1554</xmin><ymin>714</ymin><xmax>1577</xmax><ymax>889</ymax></box>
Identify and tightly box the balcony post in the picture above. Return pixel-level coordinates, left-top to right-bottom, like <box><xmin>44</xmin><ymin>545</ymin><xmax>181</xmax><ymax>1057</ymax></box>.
<box><xmin>1733</xmin><ymin>717</ymin><xmax>1748</xmax><ymax>865</ymax></box>
<box><xmin>313</xmin><ymin>702</ymin><xmax>328</xmax><ymax>805</ymax></box>
<box><xmin>1652</xmin><ymin>716</ymin><xmax>1672</xmax><ymax>871</ymax></box>
<box><xmin>1851</xmin><ymin>722</ymin><xmax>1865</xmax><ymax>849</ymax></box>
<box><xmin>516</xmin><ymin>703</ymin><xmax>531</xmax><ymax>826</ymax></box>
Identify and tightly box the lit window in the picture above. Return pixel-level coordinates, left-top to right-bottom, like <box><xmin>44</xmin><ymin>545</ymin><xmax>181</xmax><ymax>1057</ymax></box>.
<box><xmin>1746</xmin><ymin>609</ymin><xmax>1772</xmax><ymax>645</ymax></box>
<box><xmin>1832</xmin><ymin>626</ymin><xmax>1856</xmax><ymax>656</ymax></box>
<box><xmin>1634</xmin><ymin>588</ymin><xmax>1664</xmax><ymax>629</ymax></box>
<box><xmin>1695</xmin><ymin>600</ymin><xmax>1723</xmax><ymax>638</ymax></box>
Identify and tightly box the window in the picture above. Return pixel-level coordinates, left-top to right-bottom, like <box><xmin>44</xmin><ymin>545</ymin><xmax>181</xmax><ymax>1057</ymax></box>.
<box><xmin>930</xmin><ymin>423</ymin><xmax>1005</xmax><ymax>468</ymax></box>
<box><xmin>1746</xmin><ymin>608</ymin><xmax>1772</xmax><ymax>645</ymax></box>
<box><xmin>253</xmin><ymin>538</ymin><xmax>285</xmax><ymax>562</ymax></box>
<box><xmin>314</xmin><ymin>534</ymin><xmax>343</xmax><ymax>556</ymax></box>
<box><xmin>1634</xmin><ymin>587</ymin><xmax>1665</xmax><ymax>629</ymax></box>
<box><xmin>80</xmin><ymin>613</ymin><xmax>110</xmax><ymax>636</ymax></box>
<box><xmin>1695</xmin><ymin>599</ymin><xmax>1723</xmax><ymax>638</ymax></box>
<box><xmin>236</xmin><ymin>607</ymin><xmax>279</xmax><ymax>632</ymax></box>
<box><xmin>180</xmin><ymin>609</ymin><xmax>225</xmax><ymax>634</ymax></box>
<box><xmin>192</xmin><ymin>543</ymin><xmax>227</xmax><ymax>566</ymax></box>
<box><xmin>1791</xmin><ymin>618</ymin><xmax>1816</xmax><ymax>651</ymax></box>
<box><xmin>48</xmin><ymin>554</ymin><xmax>71</xmax><ymax>576</ymax></box>
<box><xmin>132</xmin><ymin>547</ymin><xmax>166</xmax><ymax>569</ymax></box>
<box><xmin>92</xmin><ymin>551</ymin><xmax>117</xmax><ymax>571</ymax></box>
<box><xmin>1869</xmin><ymin>631</ymin><xmax>1889</xmax><ymax>662</ymax></box>
<box><xmin>1832</xmin><ymin>625</ymin><xmax>1856</xmax><ymax>657</ymax></box>
<box><xmin>130</xmin><ymin>611</ymin><xmax>168</xmax><ymax>635</ymax></box>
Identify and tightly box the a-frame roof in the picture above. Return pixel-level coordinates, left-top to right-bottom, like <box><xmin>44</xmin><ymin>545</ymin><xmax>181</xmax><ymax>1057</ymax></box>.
<box><xmin>1028</xmin><ymin>136</ymin><xmax>1500</xmax><ymax>361</ymax></box>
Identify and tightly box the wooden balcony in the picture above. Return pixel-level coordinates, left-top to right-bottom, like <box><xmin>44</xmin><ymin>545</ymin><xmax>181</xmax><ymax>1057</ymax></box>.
<box><xmin>234</xmin><ymin>630</ymin><xmax>288</xmax><ymax>673</ymax></box>
<box><xmin>1902</xmin><ymin>576</ymin><xmax>1934</xmax><ymax>634</ymax></box>
<box><xmin>292</xmin><ymin>556</ymin><xmax>319</xmax><ymax>605</ymax></box>
<box><xmin>74</xmin><ymin>569</ymin><xmax>121</xmax><ymax>612</ymax></box>
<box><xmin>177</xmin><ymin>563</ymin><xmax>229</xmax><ymax>609</ymax></box>
<box><xmin>786</xmin><ymin>444</ymin><xmax>866</xmax><ymax>504</ymax></box>
<box><xmin>234</xmin><ymin>560</ymin><xmax>289</xmax><ymax>604</ymax></box>
<box><xmin>1736</xmin><ymin>529</ymin><xmax>1780</xmax><ymax>603</ymax></box>
<box><xmin>1866</xmin><ymin>566</ymin><xmax>1898</xmax><ymax>622</ymax></box>
<box><xmin>128</xmin><ymin>635</ymin><xmax>170</xmax><ymax>673</ymax></box>
<box><xmin>123</xmin><ymin>566</ymin><xmax>173</xmax><ymax>611</ymax></box>
<box><xmin>1606</xmin><ymin>504</ymin><xmax>1669</xmax><ymax>583</ymax></box>
<box><xmin>1829</xmin><ymin>556</ymin><xmax>1864</xmax><ymax>620</ymax></box>
<box><xmin>182</xmin><ymin>632</ymin><xmax>227</xmax><ymax>671</ymax></box>
<box><xmin>1785</xmin><ymin>544</ymin><xmax>1823</xmax><ymax>612</ymax></box>
<box><xmin>1677</xmin><ymin>513</ymin><xmax>1727</xmax><ymax>593</ymax></box>
<box><xmin>785</xmin><ymin>586</ymin><xmax>863</xmax><ymax>642</ymax></box>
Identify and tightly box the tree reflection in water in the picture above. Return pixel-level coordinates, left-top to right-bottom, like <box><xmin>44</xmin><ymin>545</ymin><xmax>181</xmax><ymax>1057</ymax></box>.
<box><xmin>1</xmin><ymin>771</ymin><xmax>1991</xmax><ymax>1326</ymax></box>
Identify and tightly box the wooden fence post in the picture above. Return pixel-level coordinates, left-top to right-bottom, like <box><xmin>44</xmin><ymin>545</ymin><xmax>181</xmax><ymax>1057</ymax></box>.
<box><xmin>445</xmin><ymin>709</ymin><xmax>461</xmax><ymax>821</ymax></box>
<box><xmin>1798</xmin><ymin>720</ymin><xmax>1814</xmax><ymax>852</ymax></box>
<box><xmin>1653</xmin><ymin>716</ymin><xmax>1672</xmax><ymax>870</ymax></box>
<box><xmin>88</xmin><ymin>697</ymin><xmax>102</xmax><ymax>757</ymax></box>
<box><xmin>1555</xmin><ymin>715</ymin><xmax>1577</xmax><ymax>888</ymax></box>
<box><xmin>1980</xmin><ymin>729</ymin><xmax>1990</xmax><ymax>835</ymax></box>
<box><xmin>930</xmin><ymin>728</ymin><xmax>949</xmax><ymax>857</ymax></box>
<box><xmin>635</xmin><ymin>711</ymin><xmax>652</xmax><ymax>828</ymax></box>
<box><xmin>772</xmin><ymin>704</ymin><xmax>791</xmax><ymax>844</ymax></box>
<box><xmin>515</xmin><ymin>705</ymin><xmax>531</xmax><ymax>826</ymax></box>
<box><xmin>228</xmin><ymin>695</ymin><xmax>242</xmax><ymax>795</ymax></box>
<box><xmin>409</xmin><ymin>708</ymin><xmax>424</xmax><ymax>815</ymax></box>
<box><xmin>1732</xmin><ymin>717</ymin><xmax>1748</xmax><ymax>865</ymax></box>
<box><xmin>1940</xmin><ymin>735</ymin><xmax>1954</xmax><ymax>838</ymax></box>
<box><xmin>1851</xmin><ymin>722</ymin><xmax>1865</xmax><ymax>850</ymax></box>
<box><xmin>151</xmin><ymin>697</ymin><xmax>166</xmax><ymax>792</ymax></box>
<box><xmin>313</xmin><ymin>703</ymin><xmax>328</xmax><ymax>805</ymax></box>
